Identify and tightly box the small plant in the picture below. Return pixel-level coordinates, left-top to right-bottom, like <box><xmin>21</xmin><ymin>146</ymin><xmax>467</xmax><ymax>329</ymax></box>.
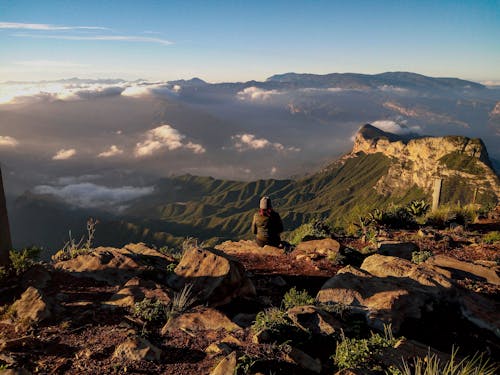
<box><xmin>333</xmin><ymin>325</ymin><xmax>398</xmax><ymax>371</ymax></box>
<box><xmin>282</xmin><ymin>287</ymin><xmax>315</xmax><ymax>310</ymax></box>
<box><xmin>252</xmin><ymin>307</ymin><xmax>291</xmax><ymax>333</ymax></box>
<box><xmin>9</xmin><ymin>246</ymin><xmax>41</xmax><ymax>276</ymax></box>
<box><xmin>166</xmin><ymin>283</ymin><xmax>196</xmax><ymax>321</ymax></box>
<box><xmin>318</xmin><ymin>302</ymin><xmax>350</xmax><ymax>319</ymax></box>
<box><xmin>159</xmin><ymin>246</ymin><xmax>184</xmax><ymax>262</ymax></box>
<box><xmin>399</xmin><ymin>347</ymin><xmax>497</xmax><ymax>375</ymax></box>
<box><xmin>411</xmin><ymin>250</ymin><xmax>433</xmax><ymax>264</ymax></box>
<box><xmin>235</xmin><ymin>354</ymin><xmax>258</xmax><ymax>375</ymax></box>
<box><xmin>483</xmin><ymin>231</ymin><xmax>500</xmax><ymax>244</ymax></box>
<box><xmin>289</xmin><ymin>219</ymin><xmax>332</xmax><ymax>245</ymax></box>
<box><xmin>53</xmin><ymin>218</ymin><xmax>99</xmax><ymax>261</ymax></box>
<box><xmin>132</xmin><ymin>298</ymin><xmax>166</xmax><ymax>324</ymax></box>
<box><xmin>406</xmin><ymin>200</ymin><xmax>430</xmax><ymax>217</ymax></box>
<box><xmin>166</xmin><ymin>263</ymin><xmax>177</xmax><ymax>273</ymax></box>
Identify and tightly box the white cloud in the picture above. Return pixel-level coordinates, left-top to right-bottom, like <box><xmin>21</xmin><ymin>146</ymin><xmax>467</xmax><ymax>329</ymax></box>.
<box><xmin>237</xmin><ymin>86</ymin><xmax>280</xmax><ymax>101</ymax></box>
<box><xmin>13</xmin><ymin>33</ymin><xmax>173</xmax><ymax>45</ymax></box>
<box><xmin>0</xmin><ymin>135</ymin><xmax>18</xmax><ymax>147</ymax></box>
<box><xmin>56</xmin><ymin>175</ymin><xmax>101</xmax><ymax>185</ymax></box>
<box><xmin>371</xmin><ymin>120</ymin><xmax>421</xmax><ymax>134</ymax></box>
<box><xmin>231</xmin><ymin>133</ymin><xmax>300</xmax><ymax>152</ymax></box>
<box><xmin>0</xmin><ymin>22</ymin><xmax>107</xmax><ymax>30</ymax></box>
<box><xmin>98</xmin><ymin>145</ymin><xmax>123</xmax><ymax>158</ymax></box>
<box><xmin>378</xmin><ymin>85</ymin><xmax>409</xmax><ymax>93</ymax></box>
<box><xmin>270</xmin><ymin>167</ymin><xmax>277</xmax><ymax>175</ymax></box>
<box><xmin>52</xmin><ymin>148</ymin><xmax>76</xmax><ymax>160</ymax></box>
<box><xmin>134</xmin><ymin>124</ymin><xmax>205</xmax><ymax>157</ymax></box>
<box><xmin>32</xmin><ymin>183</ymin><xmax>154</xmax><ymax>208</ymax></box>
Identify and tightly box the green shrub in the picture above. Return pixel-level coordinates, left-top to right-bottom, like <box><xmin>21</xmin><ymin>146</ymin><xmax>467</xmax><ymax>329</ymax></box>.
<box><xmin>282</xmin><ymin>287</ymin><xmax>315</xmax><ymax>310</ymax></box>
<box><xmin>425</xmin><ymin>205</ymin><xmax>478</xmax><ymax>228</ymax></box>
<box><xmin>483</xmin><ymin>231</ymin><xmax>500</xmax><ymax>244</ymax></box>
<box><xmin>289</xmin><ymin>219</ymin><xmax>332</xmax><ymax>245</ymax></box>
<box><xmin>9</xmin><ymin>247</ymin><xmax>41</xmax><ymax>276</ymax></box>
<box><xmin>252</xmin><ymin>307</ymin><xmax>291</xmax><ymax>333</ymax></box>
<box><xmin>132</xmin><ymin>298</ymin><xmax>166</xmax><ymax>323</ymax></box>
<box><xmin>52</xmin><ymin>218</ymin><xmax>98</xmax><ymax>261</ymax></box>
<box><xmin>411</xmin><ymin>250</ymin><xmax>433</xmax><ymax>264</ymax></box>
<box><xmin>400</xmin><ymin>348</ymin><xmax>497</xmax><ymax>375</ymax></box>
<box><xmin>406</xmin><ymin>200</ymin><xmax>430</xmax><ymax>217</ymax></box>
<box><xmin>333</xmin><ymin>325</ymin><xmax>398</xmax><ymax>370</ymax></box>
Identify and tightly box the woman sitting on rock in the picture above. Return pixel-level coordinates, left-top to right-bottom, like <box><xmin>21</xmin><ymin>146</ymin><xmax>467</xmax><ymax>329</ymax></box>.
<box><xmin>251</xmin><ymin>196</ymin><xmax>283</xmax><ymax>247</ymax></box>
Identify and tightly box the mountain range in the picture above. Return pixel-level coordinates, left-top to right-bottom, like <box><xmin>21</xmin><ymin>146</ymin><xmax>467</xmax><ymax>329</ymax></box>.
<box><xmin>9</xmin><ymin>124</ymin><xmax>499</xmax><ymax>256</ymax></box>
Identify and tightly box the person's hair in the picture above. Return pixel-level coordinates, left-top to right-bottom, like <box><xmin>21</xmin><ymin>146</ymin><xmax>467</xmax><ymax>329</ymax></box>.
<box><xmin>259</xmin><ymin>208</ymin><xmax>273</xmax><ymax>217</ymax></box>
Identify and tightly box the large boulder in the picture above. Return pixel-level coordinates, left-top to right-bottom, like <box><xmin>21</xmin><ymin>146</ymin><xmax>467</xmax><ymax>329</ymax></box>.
<box><xmin>317</xmin><ymin>255</ymin><xmax>455</xmax><ymax>332</ymax></box>
<box><xmin>9</xmin><ymin>287</ymin><xmax>51</xmax><ymax>326</ymax></box>
<box><xmin>167</xmin><ymin>247</ymin><xmax>255</xmax><ymax>306</ymax></box>
<box><xmin>426</xmin><ymin>254</ymin><xmax>500</xmax><ymax>286</ymax></box>
<box><xmin>54</xmin><ymin>243</ymin><xmax>174</xmax><ymax>285</ymax></box>
<box><xmin>215</xmin><ymin>240</ymin><xmax>283</xmax><ymax>256</ymax></box>
<box><xmin>210</xmin><ymin>351</ymin><xmax>237</xmax><ymax>375</ymax></box>
<box><xmin>104</xmin><ymin>277</ymin><xmax>171</xmax><ymax>308</ymax></box>
<box><xmin>377</xmin><ymin>241</ymin><xmax>418</xmax><ymax>260</ymax></box>
<box><xmin>161</xmin><ymin>307</ymin><xmax>239</xmax><ymax>335</ymax></box>
<box><xmin>292</xmin><ymin>238</ymin><xmax>341</xmax><ymax>262</ymax></box>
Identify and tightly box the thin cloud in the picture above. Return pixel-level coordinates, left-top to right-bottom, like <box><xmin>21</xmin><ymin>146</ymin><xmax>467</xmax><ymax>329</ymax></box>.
<box><xmin>13</xmin><ymin>33</ymin><xmax>173</xmax><ymax>45</ymax></box>
<box><xmin>14</xmin><ymin>60</ymin><xmax>89</xmax><ymax>68</ymax></box>
<box><xmin>52</xmin><ymin>148</ymin><xmax>76</xmax><ymax>160</ymax></box>
<box><xmin>98</xmin><ymin>145</ymin><xmax>124</xmax><ymax>158</ymax></box>
<box><xmin>0</xmin><ymin>135</ymin><xmax>18</xmax><ymax>147</ymax></box>
<box><xmin>32</xmin><ymin>183</ymin><xmax>154</xmax><ymax>208</ymax></box>
<box><xmin>135</xmin><ymin>124</ymin><xmax>205</xmax><ymax>157</ymax></box>
<box><xmin>371</xmin><ymin>120</ymin><xmax>421</xmax><ymax>135</ymax></box>
<box><xmin>237</xmin><ymin>87</ymin><xmax>280</xmax><ymax>101</ymax></box>
<box><xmin>232</xmin><ymin>133</ymin><xmax>300</xmax><ymax>152</ymax></box>
<box><xmin>0</xmin><ymin>22</ymin><xmax>108</xmax><ymax>30</ymax></box>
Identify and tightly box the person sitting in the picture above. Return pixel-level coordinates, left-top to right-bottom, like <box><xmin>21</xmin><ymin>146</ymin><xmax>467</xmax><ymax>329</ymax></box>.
<box><xmin>251</xmin><ymin>196</ymin><xmax>283</xmax><ymax>247</ymax></box>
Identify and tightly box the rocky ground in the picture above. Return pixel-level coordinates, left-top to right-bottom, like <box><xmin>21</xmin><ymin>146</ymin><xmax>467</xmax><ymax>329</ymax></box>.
<box><xmin>0</xmin><ymin>216</ymin><xmax>499</xmax><ymax>374</ymax></box>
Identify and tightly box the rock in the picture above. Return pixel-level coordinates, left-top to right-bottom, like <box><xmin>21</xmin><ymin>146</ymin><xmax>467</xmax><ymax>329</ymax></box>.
<box><xmin>380</xmin><ymin>338</ymin><xmax>451</xmax><ymax>369</ymax></box>
<box><xmin>316</xmin><ymin>258</ymin><xmax>453</xmax><ymax>332</ymax></box>
<box><xmin>232</xmin><ymin>312</ymin><xmax>257</xmax><ymax>328</ymax></box>
<box><xmin>287</xmin><ymin>305</ymin><xmax>342</xmax><ymax>336</ymax></box>
<box><xmin>205</xmin><ymin>335</ymin><xmax>243</xmax><ymax>355</ymax></box>
<box><xmin>459</xmin><ymin>292</ymin><xmax>500</xmax><ymax>338</ymax></box>
<box><xmin>167</xmin><ymin>246</ymin><xmax>256</xmax><ymax>306</ymax></box>
<box><xmin>252</xmin><ymin>329</ymin><xmax>272</xmax><ymax>344</ymax></box>
<box><xmin>112</xmin><ymin>336</ymin><xmax>161</xmax><ymax>362</ymax></box>
<box><xmin>377</xmin><ymin>241</ymin><xmax>418</xmax><ymax>260</ymax></box>
<box><xmin>293</xmin><ymin>238</ymin><xmax>341</xmax><ymax>262</ymax></box>
<box><xmin>161</xmin><ymin>307</ymin><xmax>239</xmax><ymax>335</ymax></box>
<box><xmin>270</xmin><ymin>276</ymin><xmax>287</xmax><ymax>287</ymax></box>
<box><xmin>0</xmin><ymin>335</ymin><xmax>38</xmax><ymax>352</ymax></box>
<box><xmin>215</xmin><ymin>240</ymin><xmax>284</xmax><ymax>256</ymax></box>
<box><xmin>54</xmin><ymin>243</ymin><xmax>174</xmax><ymax>285</ymax></box>
<box><xmin>426</xmin><ymin>255</ymin><xmax>500</xmax><ymax>285</ymax></box>
<box><xmin>10</xmin><ymin>287</ymin><xmax>51</xmax><ymax>325</ymax></box>
<box><xmin>0</xmin><ymin>369</ymin><xmax>32</xmax><ymax>375</ymax></box>
<box><xmin>361</xmin><ymin>254</ymin><xmax>452</xmax><ymax>289</ymax></box>
<box><xmin>285</xmin><ymin>346</ymin><xmax>322</xmax><ymax>373</ymax></box>
<box><xmin>210</xmin><ymin>351</ymin><xmax>237</xmax><ymax>375</ymax></box>
<box><xmin>20</xmin><ymin>264</ymin><xmax>52</xmax><ymax>290</ymax></box>
<box><xmin>104</xmin><ymin>277</ymin><xmax>171</xmax><ymax>308</ymax></box>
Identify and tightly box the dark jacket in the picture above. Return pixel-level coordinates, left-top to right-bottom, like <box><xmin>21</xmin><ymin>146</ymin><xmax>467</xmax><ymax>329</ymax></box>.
<box><xmin>251</xmin><ymin>210</ymin><xmax>283</xmax><ymax>246</ymax></box>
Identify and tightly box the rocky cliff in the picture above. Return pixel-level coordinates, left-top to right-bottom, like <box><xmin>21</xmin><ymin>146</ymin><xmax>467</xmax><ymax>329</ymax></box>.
<box><xmin>352</xmin><ymin>124</ymin><xmax>500</xmax><ymax>201</ymax></box>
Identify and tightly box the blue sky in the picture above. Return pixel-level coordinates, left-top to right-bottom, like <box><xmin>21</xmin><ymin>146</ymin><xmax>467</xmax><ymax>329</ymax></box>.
<box><xmin>1</xmin><ymin>0</ymin><xmax>499</xmax><ymax>82</ymax></box>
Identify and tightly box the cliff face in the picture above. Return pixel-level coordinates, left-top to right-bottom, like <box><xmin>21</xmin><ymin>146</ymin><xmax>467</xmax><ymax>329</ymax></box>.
<box><xmin>352</xmin><ymin>124</ymin><xmax>500</xmax><ymax>200</ymax></box>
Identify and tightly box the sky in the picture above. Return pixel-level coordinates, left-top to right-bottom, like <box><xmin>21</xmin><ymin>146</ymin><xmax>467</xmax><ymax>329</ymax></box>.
<box><xmin>0</xmin><ymin>0</ymin><xmax>499</xmax><ymax>83</ymax></box>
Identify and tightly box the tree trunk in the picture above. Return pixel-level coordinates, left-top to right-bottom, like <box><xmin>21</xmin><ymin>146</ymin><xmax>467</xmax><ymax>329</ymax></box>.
<box><xmin>0</xmin><ymin>166</ymin><xmax>12</xmax><ymax>267</ymax></box>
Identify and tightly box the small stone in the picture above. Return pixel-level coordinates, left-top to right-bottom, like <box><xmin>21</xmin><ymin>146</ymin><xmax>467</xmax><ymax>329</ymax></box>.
<box><xmin>112</xmin><ymin>336</ymin><xmax>161</xmax><ymax>362</ymax></box>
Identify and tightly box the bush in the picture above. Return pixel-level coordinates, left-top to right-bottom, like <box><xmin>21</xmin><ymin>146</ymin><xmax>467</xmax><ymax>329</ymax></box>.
<box><xmin>400</xmin><ymin>348</ymin><xmax>497</xmax><ymax>375</ymax></box>
<box><xmin>425</xmin><ymin>205</ymin><xmax>478</xmax><ymax>228</ymax></box>
<box><xmin>333</xmin><ymin>325</ymin><xmax>398</xmax><ymax>371</ymax></box>
<box><xmin>132</xmin><ymin>298</ymin><xmax>166</xmax><ymax>324</ymax></box>
<box><xmin>10</xmin><ymin>246</ymin><xmax>41</xmax><ymax>276</ymax></box>
<box><xmin>289</xmin><ymin>219</ymin><xmax>332</xmax><ymax>245</ymax></box>
<box><xmin>282</xmin><ymin>287</ymin><xmax>315</xmax><ymax>310</ymax></box>
<box><xmin>483</xmin><ymin>231</ymin><xmax>500</xmax><ymax>244</ymax></box>
<box><xmin>52</xmin><ymin>218</ymin><xmax>98</xmax><ymax>261</ymax></box>
<box><xmin>406</xmin><ymin>200</ymin><xmax>430</xmax><ymax>217</ymax></box>
<box><xmin>252</xmin><ymin>307</ymin><xmax>291</xmax><ymax>333</ymax></box>
<box><xmin>411</xmin><ymin>250</ymin><xmax>433</xmax><ymax>264</ymax></box>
